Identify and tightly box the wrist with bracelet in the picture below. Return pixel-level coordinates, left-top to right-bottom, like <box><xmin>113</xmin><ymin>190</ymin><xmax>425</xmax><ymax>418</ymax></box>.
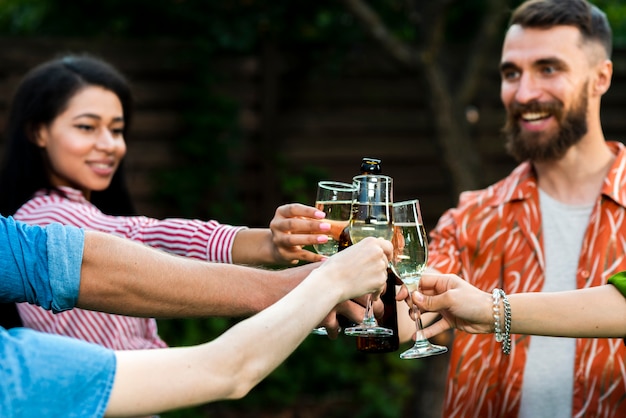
<box><xmin>491</xmin><ymin>288</ymin><xmax>511</xmax><ymax>355</ymax></box>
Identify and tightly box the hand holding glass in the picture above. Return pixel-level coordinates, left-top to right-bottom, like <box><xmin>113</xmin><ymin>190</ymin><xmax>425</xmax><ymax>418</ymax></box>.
<box><xmin>392</xmin><ymin>199</ymin><xmax>447</xmax><ymax>358</ymax></box>
<box><xmin>344</xmin><ymin>174</ymin><xmax>394</xmax><ymax>337</ymax></box>
<box><xmin>311</xmin><ymin>181</ymin><xmax>356</xmax><ymax>335</ymax></box>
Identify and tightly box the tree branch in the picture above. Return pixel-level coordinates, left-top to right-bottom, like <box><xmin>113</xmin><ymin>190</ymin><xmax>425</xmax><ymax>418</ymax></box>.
<box><xmin>338</xmin><ymin>0</ymin><xmax>419</xmax><ymax>68</ymax></box>
<box><xmin>457</xmin><ymin>0</ymin><xmax>511</xmax><ymax>104</ymax></box>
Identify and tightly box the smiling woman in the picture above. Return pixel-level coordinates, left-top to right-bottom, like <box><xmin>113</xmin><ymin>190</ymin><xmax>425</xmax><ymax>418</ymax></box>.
<box><xmin>0</xmin><ymin>55</ymin><xmax>140</xmax><ymax>330</ymax></box>
<box><xmin>0</xmin><ymin>54</ymin><xmax>337</xmax><ymax>360</ymax></box>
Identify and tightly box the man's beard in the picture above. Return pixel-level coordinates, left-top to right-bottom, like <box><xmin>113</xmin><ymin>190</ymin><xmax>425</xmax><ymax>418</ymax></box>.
<box><xmin>502</xmin><ymin>87</ymin><xmax>589</xmax><ymax>163</ymax></box>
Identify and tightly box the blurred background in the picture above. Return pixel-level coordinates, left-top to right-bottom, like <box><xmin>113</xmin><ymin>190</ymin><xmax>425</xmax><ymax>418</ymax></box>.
<box><xmin>1</xmin><ymin>1</ymin><xmax>626</xmax><ymax>417</ymax></box>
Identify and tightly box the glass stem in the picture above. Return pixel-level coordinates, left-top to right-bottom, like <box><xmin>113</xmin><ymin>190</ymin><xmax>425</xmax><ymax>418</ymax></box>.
<box><xmin>363</xmin><ymin>295</ymin><xmax>377</xmax><ymax>327</ymax></box>
<box><xmin>413</xmin><ymin>302</ymin><xmax>427</xmax><ymax>342</ymax></box>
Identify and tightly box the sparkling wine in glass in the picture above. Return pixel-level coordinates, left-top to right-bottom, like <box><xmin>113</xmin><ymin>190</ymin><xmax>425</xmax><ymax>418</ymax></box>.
<box><xmin>392</xmin><ymin>199</ymin><xmax>447</xmax><ymax>358</ymax></box>
<box><xmin>313</xmin><ymin>181</ymin><xmax>355</xmax><ymax>257</ymax></box>
<box><xmin>311</xmin><ymin>180</ymin><xmax>356</xmax><ymax>335</ymax></box>
<box><xmin>344</xmin><ymin>174</ymin><xmax>395</xmax><ymax>337</ymax></box>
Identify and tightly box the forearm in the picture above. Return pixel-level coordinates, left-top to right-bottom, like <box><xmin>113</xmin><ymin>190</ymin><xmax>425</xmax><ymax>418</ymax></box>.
<box><xmin>509</xmin><ymin>285</ymin><xmax>626</xmax><ymax>338</ymax></box>
<box><xmin>77</xmin><ymin>230</ymin><xmax>303</xmax><ymax>318</ymax></box>
<box><xmin>107</xmin><ymin>270</ymin><xmax>339</xmax><ymax>416</ymax></box>
<box><xmin>231</xmin><ymin>228</ymin><xmax>277</xmax><ymax>265</ymax></box>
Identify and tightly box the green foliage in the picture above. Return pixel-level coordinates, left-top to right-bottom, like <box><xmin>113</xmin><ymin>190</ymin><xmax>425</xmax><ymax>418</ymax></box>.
<box><xmin>0</xmin><ymin>0</ymin><xmax>357</xmax><ymax>48</ymax></box>
<box><xmin>152</xmin><ymin>46</ymin><xmax>245</xmax><ymax>223</ymax></box>
<box><xmin>594</xmin><ymin>0</ymin><xmax>626</xmax><ymax>46</ymax></box>
<box><xmin>0</xmin><ymin>0</ymin><xmax>48</xmax><ymax>34</ymax></box>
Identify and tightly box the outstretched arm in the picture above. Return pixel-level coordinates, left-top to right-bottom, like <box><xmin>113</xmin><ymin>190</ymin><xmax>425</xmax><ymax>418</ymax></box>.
<box><xmin>414</xmin><ymin>272</ymin><xmax>626</xmax><ymax>339</ymax></box>
<box><xmin>77</xmin><ymin>230</ymin><xmax>314</xmax><ymax>318</ymax></box>
<box><xmin>79</xmin><ymin>226</ymin><xmax>366</xmax><ymax>339</ymax></box>
<box><xmin>106</xmin><ymin>237</ymin><xmax>393</xmax><ymax>416</ymax></box>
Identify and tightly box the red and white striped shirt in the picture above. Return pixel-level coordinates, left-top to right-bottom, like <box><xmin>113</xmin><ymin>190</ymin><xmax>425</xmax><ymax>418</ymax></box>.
<box><xmin>15</xmin><ymin>186</ymin><xmax>245</xmax><ymax>350</ymax></box>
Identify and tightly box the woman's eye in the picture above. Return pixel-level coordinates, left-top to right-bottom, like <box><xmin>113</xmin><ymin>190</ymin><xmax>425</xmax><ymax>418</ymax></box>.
<box><xmin>76</xmin><ymin>124</ymin><xmax>95</xmax><ymax>132</ymax></box>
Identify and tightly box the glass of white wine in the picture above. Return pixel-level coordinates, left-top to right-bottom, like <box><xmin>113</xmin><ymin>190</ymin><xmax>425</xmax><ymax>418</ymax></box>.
<box><xmin>311</xmin><ymin>180</ymin><xmax>356</xmax><ymax>335</ymax></box>
<box><xmin>391</xmin><ymin>199</ymin><xmax>447</xmax><ymax>358</ymax></box>
<box><xmin>344</xmin><ymin>174</ymin><xmax>394</xmax><ymax>337</ymax></box>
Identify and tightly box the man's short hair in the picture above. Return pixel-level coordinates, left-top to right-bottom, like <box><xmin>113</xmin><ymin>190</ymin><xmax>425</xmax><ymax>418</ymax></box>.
<box><xmin>510</xmin><ymin>0</ymin><xmax>612</xmax><ymax>58</ymax></box>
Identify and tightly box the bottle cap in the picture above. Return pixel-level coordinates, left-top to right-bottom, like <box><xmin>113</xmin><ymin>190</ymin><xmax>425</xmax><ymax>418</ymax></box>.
<box><xmin>360</xmin><ymin>157</ymin><xmax>382</xmax><ymax>174</ymax></box>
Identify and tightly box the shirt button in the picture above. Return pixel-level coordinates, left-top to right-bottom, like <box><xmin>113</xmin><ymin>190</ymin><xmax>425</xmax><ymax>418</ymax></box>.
<box><xmin>580</xmin><ymin>270</ymin><xmax>590</xmax><ymax>279</ymax></box>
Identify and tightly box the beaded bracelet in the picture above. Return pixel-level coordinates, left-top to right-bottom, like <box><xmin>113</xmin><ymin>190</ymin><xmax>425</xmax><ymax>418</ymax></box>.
<box><xmin>492</xmin><ymin>288</ymin><xmax>512</xmax><ymax>355</ymax></box>
<box><xmin>492</xmin><ymin>289</ymin><xmax>503</xmax><ymax>342</ymax></box>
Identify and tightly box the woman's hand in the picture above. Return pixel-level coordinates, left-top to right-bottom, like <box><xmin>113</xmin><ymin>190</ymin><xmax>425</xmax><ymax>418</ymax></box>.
<box><xmin>315</xmin><ymin>237</ymin><xmax>393</xmax><ymax>302</ymax></box>
<box><xmin>269</xmin><ymin>203</ymin><xmax>331</xmax><ymax>264</ymax></box>
<box><xmin>412</xmin><ymin>273</ymin><xmax>493</xmax><ymax>339</ymax></box>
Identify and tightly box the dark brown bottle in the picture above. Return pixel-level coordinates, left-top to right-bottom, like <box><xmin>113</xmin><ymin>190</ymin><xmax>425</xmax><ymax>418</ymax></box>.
<box><xmin>339</xmin><ymin>157</ymin><xmax>400</xmax><ymax>353</ymax></box>
<box><xmin>356</xmin><ymin>268</ymin><xmax>400</xmax><ymax>353</ymax></box>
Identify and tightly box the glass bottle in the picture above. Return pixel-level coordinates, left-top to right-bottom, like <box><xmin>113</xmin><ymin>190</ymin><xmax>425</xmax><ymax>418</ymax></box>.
<box><xmin>338</xmin><ymin>157</ymin><xmax>400</xmax><ymax>353</ymax></box>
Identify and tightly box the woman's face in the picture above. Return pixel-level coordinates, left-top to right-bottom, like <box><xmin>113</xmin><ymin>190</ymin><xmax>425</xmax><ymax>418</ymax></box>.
<box><xmin>35</xmin><ymin>86</ymin><xmax>126</xmax><ymax>199</ymax></box>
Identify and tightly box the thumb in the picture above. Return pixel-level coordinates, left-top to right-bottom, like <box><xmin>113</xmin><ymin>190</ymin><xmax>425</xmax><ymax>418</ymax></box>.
<box><xmin>412</xmin><ymin>290</ymin><xmax>443</xmax><ymax>313</ymax></box>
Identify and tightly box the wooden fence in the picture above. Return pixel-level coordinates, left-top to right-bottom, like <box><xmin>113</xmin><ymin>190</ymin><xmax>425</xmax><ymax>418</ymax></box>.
<box><xmin>2</xmin><ymin>38</ymin><xmax>626</xmax><ymax>231</ymax></box>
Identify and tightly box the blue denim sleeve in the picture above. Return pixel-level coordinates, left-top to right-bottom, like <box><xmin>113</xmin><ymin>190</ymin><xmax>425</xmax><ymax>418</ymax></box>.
<box><xmin>46</xmin><ymin>222</ymin><xmax>84</xmax><ymax>311</ymax></box>
<box><xmin>0</xmin><ymin>216</ymin><xmax>84</xmax><ymax>312</ymax></box>
<box><xmin>0</xmin><ymin>327</ymin><xmax>115</xmax><ymax>418</ymax></box>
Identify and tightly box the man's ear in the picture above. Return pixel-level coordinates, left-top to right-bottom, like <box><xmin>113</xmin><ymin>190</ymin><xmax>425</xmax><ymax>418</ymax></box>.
<box><xmin>592</xmin><ymin>59</ymin><xmax>613</xmax><ymax>96</ymax></box>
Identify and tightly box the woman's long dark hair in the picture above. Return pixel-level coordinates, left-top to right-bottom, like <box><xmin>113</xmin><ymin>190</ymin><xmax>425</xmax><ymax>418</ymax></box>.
<box><xmin>0</xmin><ymin>54</ymin><xmax>138</xmax><ymax>328</ymax></box>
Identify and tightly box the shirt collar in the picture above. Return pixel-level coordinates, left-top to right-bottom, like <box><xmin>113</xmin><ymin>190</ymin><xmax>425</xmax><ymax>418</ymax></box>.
<box><xmin>35</xmin><ymin>186</ymin><xmax>88</xmax><ymax>204</ymax></box>
<box><xmin>485</xmin><ymin>141</ymin><xmax>626</xmax><ymax>209</ymax></box>
<box><xmin>601</xmin><ymin>141</ymin><xmax>626</xmax><ymax>208</ymax></box>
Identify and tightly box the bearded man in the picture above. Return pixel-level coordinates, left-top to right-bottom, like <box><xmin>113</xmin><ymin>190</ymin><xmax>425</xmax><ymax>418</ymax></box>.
<box><xmin>411</xmin><ymin>0</ymin><xmax>626</xmax><ymax>417</ymax></box>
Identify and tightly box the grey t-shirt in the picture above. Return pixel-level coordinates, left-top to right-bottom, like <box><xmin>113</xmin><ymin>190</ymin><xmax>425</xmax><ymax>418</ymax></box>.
<box><xmin>519</xmin><ymin>190</ymin><xmax>593</xmax><ymax>418</ymax></box>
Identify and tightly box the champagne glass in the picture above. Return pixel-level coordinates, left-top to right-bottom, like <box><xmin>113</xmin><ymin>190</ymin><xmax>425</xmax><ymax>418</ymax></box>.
<box><xmin>392</xmin><ymin>199</ymin><xmax>447</xmax><ymax>358</ymax></box>
<box><xmin>344</xmin><ymin>174</ymin><xmax>394</xmax><ymax>337</ymax></box>
<box><xmin>311</xmin><ymin>180</ymin><xmax>356</xmax><ymax>336</ymax></box>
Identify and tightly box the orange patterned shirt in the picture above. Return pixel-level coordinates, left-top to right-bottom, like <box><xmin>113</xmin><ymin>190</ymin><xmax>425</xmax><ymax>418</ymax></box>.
<box><xmin>429</xmin><ymin>141</ymin><xmax>626</xmax><ymax>418</ymax></box>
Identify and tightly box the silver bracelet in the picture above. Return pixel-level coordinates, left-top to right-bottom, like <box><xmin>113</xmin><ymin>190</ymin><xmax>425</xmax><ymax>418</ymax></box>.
<box><xmin>501</xmin><ymin>290</ymin><xmax>512</xmax><ymax>355</ymax></box>
<box><xmin>492</xmin><ymin>288</ymin><xmax>511</xmax><ymax>355</ymax></box>
<box><xmin>491</xmin><ymin>289</ymin><xmax>503</xmax><ymax>342</ymax></box>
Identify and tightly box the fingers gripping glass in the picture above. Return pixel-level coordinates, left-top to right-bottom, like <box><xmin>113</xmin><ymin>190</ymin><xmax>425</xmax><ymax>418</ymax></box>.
<box><xmin>391</xmin><ymin>199</ymin><xmax>447</xmax><ymax>358</ymax></box>
<box><xmin>311</xmin><ymin>181</ymin><xmax>356</xmax><ymax>336</ymax></box>
<box><xmin>344</xmin><ymin>174</ymin><xmax>395</xmax><ymax>337</ymax></box>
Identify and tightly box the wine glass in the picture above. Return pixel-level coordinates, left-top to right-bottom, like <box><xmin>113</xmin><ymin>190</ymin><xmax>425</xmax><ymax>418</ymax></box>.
<box><xmin>311</xmin><ymin>180</ymin><xmax>357</xmax><ymax>336</ymax></box>
<box><xmin>391</xmin><ymin>199</ymin><xmax>447</xmax><ymax>358</ymax></box>
<box><xmin>344</xmin><ymin>174</ymin><xmax>395</xmax><ymax>337</ymax></box>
